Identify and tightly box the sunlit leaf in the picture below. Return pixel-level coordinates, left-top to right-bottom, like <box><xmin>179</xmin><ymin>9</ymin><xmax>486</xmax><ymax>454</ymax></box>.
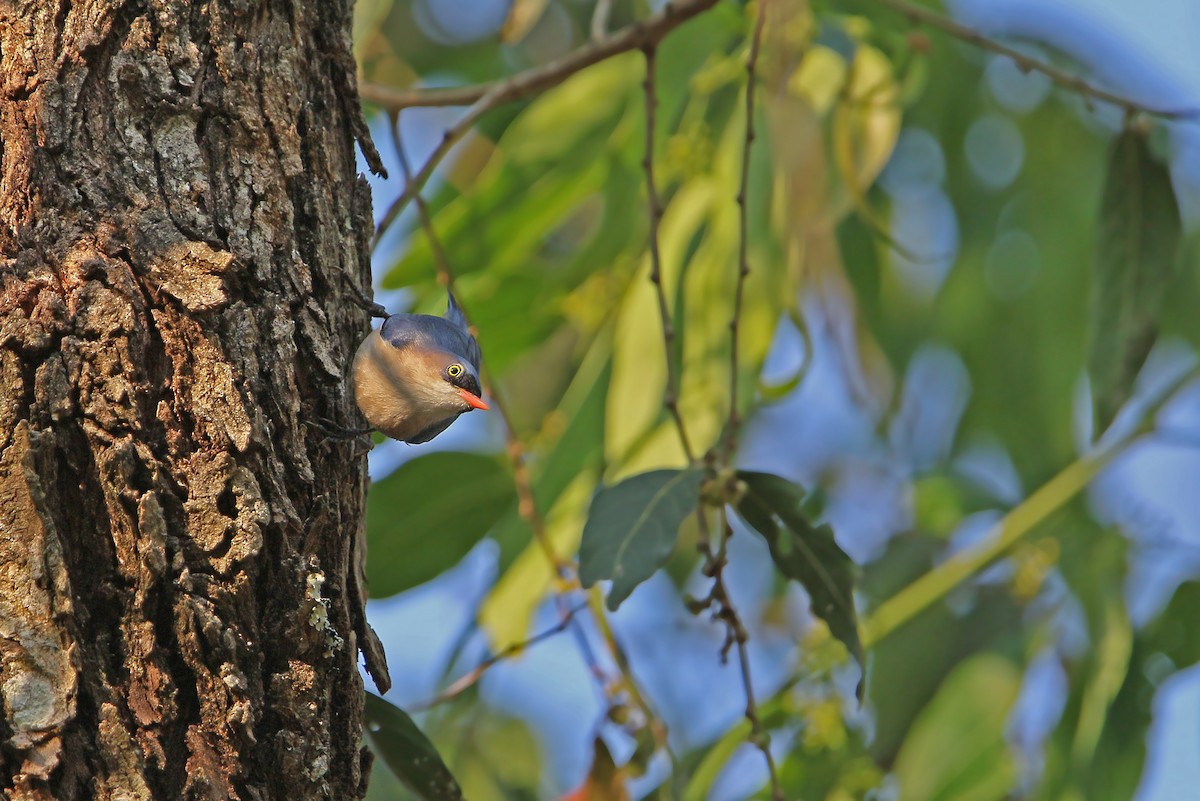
<box><xmin>367</xmin><ymin>452</ymin><xmax>515</xmax><ymax>597</ymax></box>
<box><xmin>364</xmin><ymin>693</ymin><xmax>464</xmax><ymax>801</ymax></box>
<box><xmin>500</xmin><ymin>0</ymin><xmax>550</xmax><ymax>43</ymax></box>
<box><xmin>892</xmin><ymin>655</ymin><xmax>1021</xmax><ymax>801</ymax></box>
<box><xmin>789</xmin><ymin>44</ymin><xmax>848</xmax><ymax>114</ymax></box>
<box><xmin>734</xmin><ymin>471</ymin><xmax>864</xmax><ymax>695</ymax></box>
<box><xmin>387</xmin><ymin>56</ymin><xmax>641</xmax><ymax>289</ymax></box>
<box><xmin>833</xmin><ymin>44</ymin><xmax>901</xmax><ymax>195</ymax></box>
<box><xmin>352</xmin><ymin>0</ymin><xmax>395</xmax><ymax>54</ymax></box>
<box><xmin>1089</xmin><ymin>128</ymin><xmax>1182</xmax><ymax>431</ymax></box>
<box><xmin>605</xmin><ymin>181</ymin><xmax>715</xmax><ymax>477</ymax></box>
<box><xmin>579</xmin><ymin>467</ymin><xmax>705</xmax><ymax>610</ymax></box>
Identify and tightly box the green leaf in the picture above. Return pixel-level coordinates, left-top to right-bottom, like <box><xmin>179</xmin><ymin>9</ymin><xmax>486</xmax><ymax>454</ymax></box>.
<box><xmin>363</xmin><ymin>693</ymin><xmax>465</xmax><ymax>801</ymax></box>
<box><xmin>1089</xmin><ymin>128</ymin><xmax>1182</xmax><ymax>431</ymax></box>
<box><xmin>605</xmin><ymin>181</ymin><xmax>715</xmax><ymax>477</ymax></box>
<box><xmin>682</xmin><ymin>720</ymin><xmax>752</xmax><ymax>801</ymax></box>
<box><xmin>892</xmin><ymin>655</ymin><xmax>1021</xmax><ymax>801</ymax></box>
<box><xmin>734</xmin><ymin>471</ymin><xmax>864</xmax><ymax>695</ymax></box>
<box><xmin>367</xmin><ymin>452</ymin><xmax>516</xmax><ymax>597</ymax></box>
<box><xmin>579</xmin><ymin>467</ymin><xmax>705</xmax><ymax>610</ymax></box>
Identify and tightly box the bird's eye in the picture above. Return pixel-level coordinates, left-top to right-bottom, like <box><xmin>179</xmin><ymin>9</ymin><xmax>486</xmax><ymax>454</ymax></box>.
<box><xmin>447</xmin><ymin>364</ymin><xmax>464</xmax><ymax>379</ymax></box>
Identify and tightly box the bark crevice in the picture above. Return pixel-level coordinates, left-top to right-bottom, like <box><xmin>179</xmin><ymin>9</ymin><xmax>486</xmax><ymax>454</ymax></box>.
<box><xmin>1</xmin><ymin>0</ymin><xmax>386</xmax><ymax>797</ymax></box>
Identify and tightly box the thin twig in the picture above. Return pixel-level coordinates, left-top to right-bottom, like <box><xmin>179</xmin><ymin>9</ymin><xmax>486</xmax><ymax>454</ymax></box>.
<box><xmin>584</xmin><ymin>588</ymin><xmax>677</xmax><ymax>766</ymax></box>
<box><xmin>410</xmin><ymin>601</ymin><xmax>589</xmax><ymax>711</ymax></box>
<box><xmin>359</xmin><ymin>0</ymin><xmax>719</xmax><ymax>112</ymax></box>
<box><xmin>723</xmin><ymin>1</ymin><xmax>768</xmax><ymax>461</ymax></box>
<box><xmin>870</xmin><ymin>0</ymin><xmax>1200</xmax><ymax>120</ymax></box>
<box><xmin>366</xmin><ymin>0</ymin><xmax>721</xmax><ymax>249</ymax></box>
<box><xmin>642</xmin><ymin>44</ymin><xmax>695</xmax><ymax>463</ymax></box>
<box><xmin>590</xmin><ymin>0</ymin><xmax>614</xmax><ymax>41</ymax></box>
<box><xmin>691</xmin><ymin>508</ymin><xmax>783</xmax><ymax>801</ymax></box>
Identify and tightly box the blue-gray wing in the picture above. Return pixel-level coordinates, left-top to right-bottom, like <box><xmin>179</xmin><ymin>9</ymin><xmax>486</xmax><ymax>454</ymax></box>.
<box><xmin>379</xmin><ymin>310</ymin><xmax>482</xmax><ymax>373</ymax></box>
<box><xmin>406</xmin><ymin>415</ymin><xmax>459</xmax><ymax>445</ymax></box>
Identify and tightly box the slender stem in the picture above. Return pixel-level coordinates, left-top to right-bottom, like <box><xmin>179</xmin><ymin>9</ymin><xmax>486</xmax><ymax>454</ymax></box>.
<box><xmin>723</xmin><ymin>1</ymin><xmax>768</xmax><ymax>461</ymax></box>
<box><xmin>409</xmin><ymin>601</ymin><xmax>588</xmax><ymax>710</ymax></box>
<box><xmin>590</xmin><ymin>0</ymin><xmax>614</xmax><ymax>41</ymax></box>
<box><xmin>584</xmin><ymin>588</ymin><xmax>676</xmax><ymax>765</ymax></box>
<box><xmin>693</xmin><ymin>508</ymin><xmax>783</xmax><ymax>801</ymax></box>
<box><xmin>863</xmin><ymin>448</ymin><xmax>1116</xmax><ymax>648</ymax></box>
<box><xmin>869</xmin><ymin>0</ymin><xmax>1199</xmax><ymax>120</ymax></box>
<box><xmin>863</xmin><ymin>365</ymin><xmax>1200</xmax><ymax>647</ymax></box>
<box><xmin>642</xmin><ymin>45</ymin><xmax>695</xmax><ymax>463</ymax></box>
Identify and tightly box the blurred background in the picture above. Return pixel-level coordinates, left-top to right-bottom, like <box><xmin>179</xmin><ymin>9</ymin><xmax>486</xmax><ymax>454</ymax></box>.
<box><xmin>350</xmin><ymin>0</ymin><xmax>1200</xmax><ymax>799</ymax></box>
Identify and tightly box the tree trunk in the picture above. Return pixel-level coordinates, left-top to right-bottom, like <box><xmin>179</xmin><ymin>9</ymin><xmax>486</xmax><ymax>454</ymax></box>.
<box><xmin>0</xmin><ymin>0</ymin><xmax>390</xmax><ymax>797</ymax></box>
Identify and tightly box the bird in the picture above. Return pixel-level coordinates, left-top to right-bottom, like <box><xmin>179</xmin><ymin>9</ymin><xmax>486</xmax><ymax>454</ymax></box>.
<box><xmin>351</xmin><ymin>293</ymin><xmax>489</xmax><ymax>444</ymax></box>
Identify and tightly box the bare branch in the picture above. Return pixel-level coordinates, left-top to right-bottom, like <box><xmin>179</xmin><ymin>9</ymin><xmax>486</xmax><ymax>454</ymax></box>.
<box><xmin>870</xmin><ymin>0</ymin><xmax>1200</xmax><ymax>120</ymax></box>
<box><xmin>692</xmin><ymin>508</ymin><xmax>784</xmax><ymax>801</ymax></box>
<box><xmin>366</xmin><ymin>0</ymin><xmax>721</xmax><ymax>246</ymax></box>
<box><xmin>410</xmin><ymin>601</ymin><xmax>589</xmax><ymax>711</ymax></box>
<box><xmin>723</xmin><ymin>1</ymin><xmax>768</xmax><ymax>461</ymax></box>
<box><xmin>359</xmin><ymin>0</ymin><xmax>719</xmax><ymax>112</ymax></box>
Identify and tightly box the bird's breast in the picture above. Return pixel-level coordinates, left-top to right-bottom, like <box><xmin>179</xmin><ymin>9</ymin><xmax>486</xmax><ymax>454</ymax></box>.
<box><xmin>352</xmin><ymin>330</ymin><xmax>449</xmax><ymax>442</ymax></box>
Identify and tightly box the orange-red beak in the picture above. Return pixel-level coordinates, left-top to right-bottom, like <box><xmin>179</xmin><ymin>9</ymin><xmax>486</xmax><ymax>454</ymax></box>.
<box><xmin>458</xmin><ymin>388</ymin><xmax>490</xmax><ymax>411</ymax></box>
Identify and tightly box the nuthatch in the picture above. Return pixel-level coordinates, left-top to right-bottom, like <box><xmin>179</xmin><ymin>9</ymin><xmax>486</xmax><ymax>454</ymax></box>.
<box><xmin>352</xmin><ymin>293</ymin><xmax>489</xmax><ymax>444</ymax></box>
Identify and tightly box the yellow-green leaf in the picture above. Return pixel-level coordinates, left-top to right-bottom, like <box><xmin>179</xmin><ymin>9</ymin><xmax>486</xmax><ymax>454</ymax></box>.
<box><xmin>500</xmin><ymin>0</ymin><xmax>550</xmax><ymax>43</ymax></box>
<box><xmin>892</xmin><ymin>655</ymin><xmax>1021</xmax><ymax>801</ymax></box>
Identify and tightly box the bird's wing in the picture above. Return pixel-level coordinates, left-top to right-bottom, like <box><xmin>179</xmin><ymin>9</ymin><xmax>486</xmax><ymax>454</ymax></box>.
<box><xmin>406</xmin><ymin>415</ymin><xmax>458</xmax><ymax>444</ymax></box>
<box><xmin>379</xmin><ymin>313</ymin><xmax>482</xmax><ymax>373</ymax></box>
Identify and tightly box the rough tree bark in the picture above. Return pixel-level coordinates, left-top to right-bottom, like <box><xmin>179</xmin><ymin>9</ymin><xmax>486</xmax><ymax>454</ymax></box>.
<box><xmin>0</xmin><ymin>0</ymin><xmax>390</xmax><ymax>798</ymax></box>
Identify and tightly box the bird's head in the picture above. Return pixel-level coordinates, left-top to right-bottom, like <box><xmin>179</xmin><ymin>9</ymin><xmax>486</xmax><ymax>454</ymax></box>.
<box><xmin>408</xmin><ymin>347</ymin><xmax>490</xmax><ymax>414</ymax></box>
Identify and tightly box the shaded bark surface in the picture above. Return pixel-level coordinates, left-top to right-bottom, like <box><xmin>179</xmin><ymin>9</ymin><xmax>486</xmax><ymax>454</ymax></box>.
<box><xmin>0</xmin><ymin>0</ymin><xmax>389</xmax><ymax>797</ymax></box>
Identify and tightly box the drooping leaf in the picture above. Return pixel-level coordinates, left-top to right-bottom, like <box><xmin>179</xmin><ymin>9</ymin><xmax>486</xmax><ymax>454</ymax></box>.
<box><xmin>832</xmin><ymin>44</ymin><xmax>901</xmax><ymax>200</ymax></box>
<box><xmin>363</xmin><ymin>693</ymin><xmax>465</xmax><ymax>801</ymax></box>
<box><xmin>579</xmin><ymin>467</ymin><xmax>705</xmax><ymax>610</ymax></box>
<box><xmin>734</xmin><ymin>471</ymin><xmax>864</xmax><ymax>694</ymax></box>
<box><xmin>892</xmin><ymin>655</ymin><xmax>1021</xmax><ymax>801</ymax></box>
<box><xmin>367</xmin><ymin>452</ymin><xmax>515</xmax><ymax>597</ymax></box>
<box><xmin>1089</xmin><ymin>128</ymin><xmax>1182</xmax><ymax>431</ymax></box>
